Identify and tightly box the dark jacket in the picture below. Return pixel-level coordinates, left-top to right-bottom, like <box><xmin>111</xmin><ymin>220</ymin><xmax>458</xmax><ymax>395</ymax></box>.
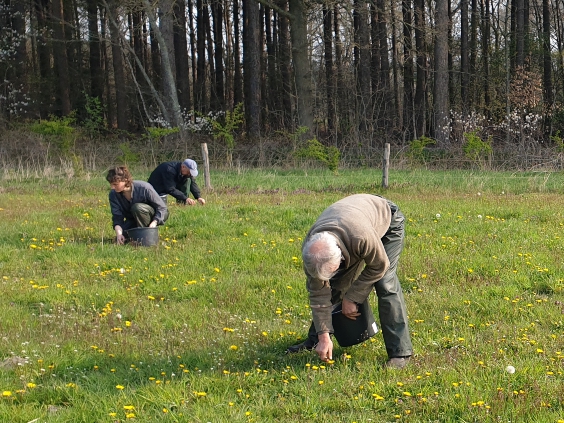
<box><xmin>147</xmin><ymin>161</ymin><xmax>201</xmax><ymax>202</ymax></box>
<box><xmin>109</xmin><ymin>180</ymin><xmax>168</xmax><ymax>228</ymax></box>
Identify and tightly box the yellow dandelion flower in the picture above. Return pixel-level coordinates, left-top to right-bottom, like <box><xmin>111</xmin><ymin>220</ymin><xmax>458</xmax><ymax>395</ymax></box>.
<box><xmin>26</xmin><ymin>383</ymin><xmax>37</xmax><ymax>389</ymax></box>
<box><xmin>230</xmin><ymin>345</ymin><xmax>238</xmax><ymax>351</ymax></box>
<box><xmin>116</xmin><ymin>385</ymin><xmax>125</xmax><ymax>390</ymax></box>
<box><xmin>2</xmin><ymin>391</ymin><xmax>12</xmax><ymax>397</ymax></box>
<box><xmin>123</xmin><ymin>405</ymin><xmax>135</xmax><ymax>411</ymax></box>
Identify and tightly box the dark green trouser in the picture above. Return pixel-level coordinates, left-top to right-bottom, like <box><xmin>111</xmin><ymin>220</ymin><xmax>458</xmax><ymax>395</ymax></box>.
<box><xmin>374</xmin><ymin>205</ymin><xmax>413</xmax><ymax>358</ymax></box>
<box><xmin>126</xmin><ymin>203</ymin><xmax>169</xmax><ymax>228</ymax></box>
<box><xmin>306</xmin><ymin>202</ymin><xmax>413</xmax><ymax>359</ymax></box>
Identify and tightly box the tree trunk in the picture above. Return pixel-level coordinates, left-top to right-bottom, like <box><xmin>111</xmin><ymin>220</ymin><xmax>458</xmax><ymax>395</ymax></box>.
<box><xmin>334</xmin><ymin>4</ymin><xmax>346</xmax><ymax>142</ymax></box>
<box><xmin>414</xmin><ymin>0</ymin><xmax>426</xmax><ymax>138</ymax></box>
<box><xmin>278</xmin><ymin>0</ymin><xmax>292</xmax><ymax>129</ymax></box>
<box><xmin>390</xmin><ymin>0</ymin><xmax>400</xmax><ymax>130</ymax></box>
<box><xmin>157</xmin><ymin>0</ymin><xmax>181</xmax><ymax>125</ymax></box>
<box><xmin>481</xmin><ymin>0</ymin><xmax>490</xmax><ymax>117</ymax></box>
<box><xmin>211</xmin><ymin>0</ymin><xmax>225</xmax><ymax>110</ymax></box>
<box><xmin>433</xmin><ymin>0</ymin><xmax>449</xmax><ymax>145</ymax></box>
<box><xmin>470</xmin><ymin>0</ymin><xmax>478</xmax><ymax>105</ymax></box>
<box><xmin>205</xmin><ymin>2</ymin><xmax>216</xmax><ymax>111</ymax></box>
<box><xmin>243</xmin><ymin>0</ymin><xmax>261</xmax><ymax>139</ymax></box>
<box><xmin>195</xmin><ymin>0</ymin><xmax>207</xmax><ymax>111</ymax></box>
<box><xmin>64</xmin><ymin>0</ymin><xmax>80</xmax><ymax>107</ymax></box>
<box><xmin>51</xmin><ymin>0</ymin><xmax>72</xmax><ymax>115</ymax></box>
<box><xmin>542</xmin><ymin>0</ymin><xmax>553</xmax><ymax>115</ymax></box>
<box><xmin>88</xmin><ymin>0</ymin><xmax>103</xmax><ymax>101</ymax></box>
<box><xmin>174</xmin><ymin>0</ymin><xmax>192</xmax><ymax>112</ymax></box>
<box><xmin>108</xmin><ymin>0</ymin><xmax>128</xmax><ymax>130</ymax></box>
<box><xmin>323</xmin><ymin>4</ymin><xmax>335</xmax><ymax>137</ymax></box>
<box><xmin>460</xmin><ymin>0</ymin><xmax>469</xmax><ymax>110</ymax></box>
<box><xmin>377</xmin><ymin>0</ymin><xmax>391</xmax><ymax>131</ymax></box>
<box><xmin>264</xmin><ymin>6</ymin><xmax>274</xmax><ymax>125</ymax></box>
<box><xmin>515</xmin><ymin>0</ymin><xmax>525</xmax><ymax>67</ymax></box>
<box><xmin>354</xmin><ymin>0</ymin><xmax>370</xmax><ymax>134</ymax></box>
<box><xmin>149</xmin><ymin>21</ymin><xmax>161</xmax><ymax>92</ymax></box>
<box><xmin>233</xmin><ymin>0</ymin><xmax>243</xmax><ymax>106</ymax></box>
<box><xmin>100</xmin><ymin>7</ymin><xmax>116</xmax><ymax>127</ymax></box>
<box><xmin>402</xmin><ymin>0</ymin><xmax>414</xmax><ymax>140</ymax></box>
<box><xmin>289</xmin><ymin>0</ymin><xmax>314</xmax><ymax>133</ymax></box>
<box><xmin>13</xmin><ymin>0</ymin><xmax>27</xmax><ymax>104</ymax></box>
<box><xmin>187</xmin><ymin>0</ymin><xmax>197</xmax><ymax>111</ymax></box>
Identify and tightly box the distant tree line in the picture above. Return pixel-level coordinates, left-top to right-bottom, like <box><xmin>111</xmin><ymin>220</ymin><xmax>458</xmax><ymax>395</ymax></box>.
<box><xmin>1</xmin><ymin>0</ymin><xmax>564</xmax><ymax>154</ymax></box>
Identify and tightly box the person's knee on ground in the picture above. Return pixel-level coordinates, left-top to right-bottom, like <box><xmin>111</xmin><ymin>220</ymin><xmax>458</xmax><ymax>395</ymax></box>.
<box><xmin>131</xmin><ymin>203</ymin><xmax>156</xmax><ymax>227</ymax></box>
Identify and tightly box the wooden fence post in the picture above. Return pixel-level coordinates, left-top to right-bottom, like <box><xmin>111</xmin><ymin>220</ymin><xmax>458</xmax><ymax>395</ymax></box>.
<box><xmin>382</xmin><ymin>143</ymin><xmax>390</xmax><ymax>188</ymax></box>
<box><xmin>200</xmin><ymin>143</ymin><xmax>212</xmax><ymax>190</ymax></box>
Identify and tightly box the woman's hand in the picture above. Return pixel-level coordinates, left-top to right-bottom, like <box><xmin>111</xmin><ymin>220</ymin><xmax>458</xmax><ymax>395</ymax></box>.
<box><xmin>149</xmin><ymin>220</ymin><xmax>158</xmax><ymax>228</ymax></box>
<box><xmin>115</xmin><ymin>226</ymin><xmax>125</xmax><ymax>245</ymax></box>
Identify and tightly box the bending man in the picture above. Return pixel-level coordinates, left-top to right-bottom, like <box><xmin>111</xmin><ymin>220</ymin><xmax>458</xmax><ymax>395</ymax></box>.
<box><xmin>287</xmin><ymin>194</ymin><xmax>413</xmax><ymax>369</ymax></box>
<box><xmin>148</xmin><ymin>159</ymin><xmax>206</xmax><ymax>205</ymax></box>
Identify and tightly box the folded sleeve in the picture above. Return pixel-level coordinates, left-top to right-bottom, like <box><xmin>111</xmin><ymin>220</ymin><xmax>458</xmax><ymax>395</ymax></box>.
<box><xmin>343</xmin><ymin>236</ymin><xmax>389</xmax><ymax>304</ymax></box>
<box><xmin>307</xmin><ymin>274</ymin><xmax>334</xmax><ymax>334</ymax></box>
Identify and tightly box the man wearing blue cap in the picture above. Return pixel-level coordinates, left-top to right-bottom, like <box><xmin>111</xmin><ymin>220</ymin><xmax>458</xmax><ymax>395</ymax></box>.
<box><xmin>148</xmin><ymin>159</ymin><xmax>206</xmax><ymax>205</ymax></box>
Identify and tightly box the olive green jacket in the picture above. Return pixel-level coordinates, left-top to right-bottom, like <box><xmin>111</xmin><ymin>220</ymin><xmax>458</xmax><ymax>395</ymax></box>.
<box><xmin>303</xmin><ymin>194</ymin><xmax>392</xmax><ymax>334</ymax></box>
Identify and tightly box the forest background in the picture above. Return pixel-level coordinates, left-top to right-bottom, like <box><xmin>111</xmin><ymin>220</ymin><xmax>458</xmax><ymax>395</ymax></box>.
<box><xmin>2</xmin><ymin>0</ymin><xmax>564</xmax><ymax>172</ymax></box>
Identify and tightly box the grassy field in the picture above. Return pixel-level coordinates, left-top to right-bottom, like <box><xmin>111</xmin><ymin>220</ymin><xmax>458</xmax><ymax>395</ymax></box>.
<box><xmin>0</xmin><ymin>168</ymin><xmax>563</xmax><ymax>422</ymax></box>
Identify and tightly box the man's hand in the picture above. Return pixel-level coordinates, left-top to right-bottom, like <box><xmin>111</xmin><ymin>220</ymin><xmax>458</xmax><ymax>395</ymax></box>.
<box><xmin>315</xmin><ymin>332</ymin><xmax>333</xmax><ymax>362</ymax></box>
<box><xmin>115</xmin><ymin>226</ymin><xmax>125</xmax><ymax>245</ymax></box>
<box><xmin>197</xmin><ymin>198</ymin><xmax>206</xmax><ymax>205</ymax></box>
<box><xmin>149</xmin><ymin>220</ymin><xmax>158</xmax><ymax>228</ymax></box>
<box><xmin>185</xmin><ymin>198</ymin><xmax>196</xmax><ymax>205</ymax></box>
<box><xmin>342</xmin><ymin>298</ymin><xmax>360</xmax><ymax>320</ymax></box>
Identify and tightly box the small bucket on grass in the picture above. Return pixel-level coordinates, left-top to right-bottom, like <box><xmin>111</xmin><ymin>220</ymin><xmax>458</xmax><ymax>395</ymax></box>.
<box><xmin>126</xmin><ymin>227</ymin><xmax>159</xmax><ymax>247</ymax></box>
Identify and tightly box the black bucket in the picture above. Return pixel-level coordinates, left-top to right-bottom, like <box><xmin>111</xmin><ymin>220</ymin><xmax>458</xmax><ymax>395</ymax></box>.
<box><xmin>332</xmin><ymin>298</ymin><xmax>378</xmax><ymax>347</ymax></box>
<box><xmin>126</xmin><ymin>227</ymin><xmax>159</xmax><ymax>247</ymax></box>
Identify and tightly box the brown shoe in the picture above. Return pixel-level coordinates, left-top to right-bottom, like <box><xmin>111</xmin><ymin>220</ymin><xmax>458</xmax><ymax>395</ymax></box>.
<box><xmin>384</xmin><ymin>356</ymin><xmax>411</xmax><ymax>369</ymax></box>
<box><xmin>286</xmin><ymin>338</ymin><xmax>317</xmax><ymax>353</ymax></box>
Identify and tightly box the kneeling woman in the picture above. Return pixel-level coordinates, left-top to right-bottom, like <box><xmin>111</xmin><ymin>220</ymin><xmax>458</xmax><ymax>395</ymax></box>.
<box><xmin>107</xmin><ymin>166</ymin><xmax>169</xmax><ymax>245</ymax></box>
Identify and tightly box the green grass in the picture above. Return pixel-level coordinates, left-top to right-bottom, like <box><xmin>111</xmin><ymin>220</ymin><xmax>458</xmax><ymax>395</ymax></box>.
<box><xmin>0</xmin><ymin>168</ymin><xmax>563</xmax><ymax>422</ymax></box>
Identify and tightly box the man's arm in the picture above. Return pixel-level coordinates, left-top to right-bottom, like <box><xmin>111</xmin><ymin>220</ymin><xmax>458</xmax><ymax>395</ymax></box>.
<box><xmin>343</xmin><ymin>236</ymin><xmax>389</xmax><ymax>304</ymax></box>
<box><xmin>307</xmin><ymin>275</ymin><xmax>334</xmax><ymax>335</ymax></box>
